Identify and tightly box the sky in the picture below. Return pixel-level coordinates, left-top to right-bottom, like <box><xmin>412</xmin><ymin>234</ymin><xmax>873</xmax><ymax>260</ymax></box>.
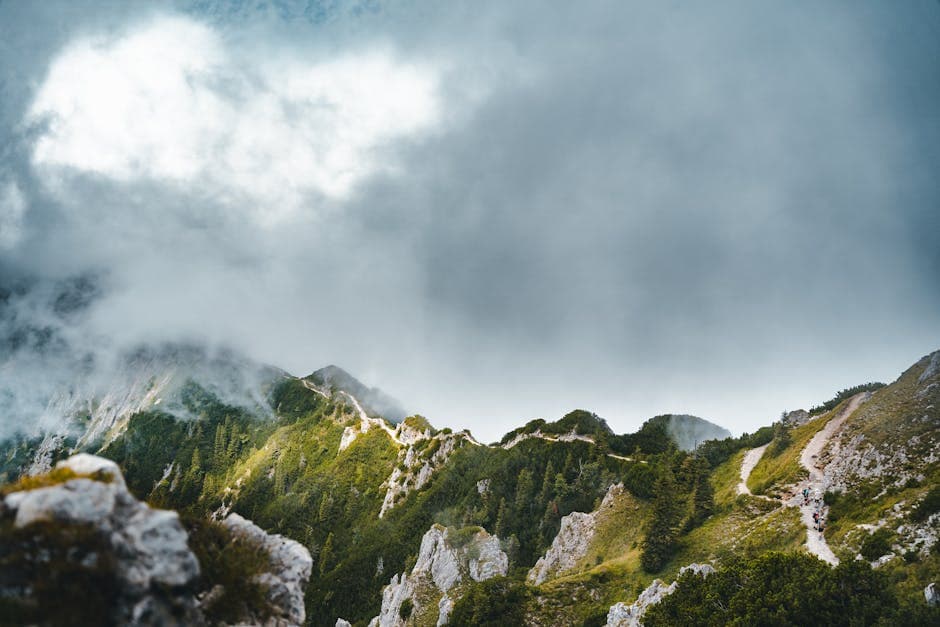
<box><xmin>0</xmin><ymin>0</ymin><xmax>938</xmax><ymax>443</ymax></box>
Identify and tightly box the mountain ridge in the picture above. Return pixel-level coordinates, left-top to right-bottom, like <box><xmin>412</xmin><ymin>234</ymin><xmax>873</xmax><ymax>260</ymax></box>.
<box><xmin>0</xmin><ymin>348</ymin><xmax>937</xmax><ymax>625</ymax></box>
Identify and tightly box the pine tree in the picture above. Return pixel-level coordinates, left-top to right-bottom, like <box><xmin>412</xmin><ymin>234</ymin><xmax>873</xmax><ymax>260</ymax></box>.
<box><xmin>641</xmin><ymin>461</ymin><xmax>681</xmax><ymax>572</ymax></box>
<box><xmin>563</xmin><ymin>451</ymin><xmax>575</xmax><ymax>479</ymax></box>
<box><xmin>514</xmin><ymin>468</ymin><xmax>534</xmax><ymax>515</ymax></box>
<box><xmin>213</xmin><ymin>424</ymin><xmax>226</xmax><ymax>470</ymax></box>
<box><xmin>688</xmin><ymin>456</ymin><xmax>714</xmax><ymax>529</ymax></box>
<box><xmin>768</xmin><ymin>418</ymin><xmax>792</xmax><ymax>456</ymax></box>
<box><xmin>318</xmin><ymin>493</ymin><xmax>334</xmax><ymax>524</ymax></box>
<box><xmin>319</xmin><ymin>532</ymin><xmax>334</xmax><ymax>576</ymax></box>
<box><xmin>181</xmin><ymin>447</ymin><xmax>204</xmax><ymax>502</ymax></box>
<box><xmin>554</xmin><ymin>472</ymin><xmax>571</xmax><ymax>506</ymax></box>
<box><xmin>539</xmin><ymin>460</ymin><xmax>556</xmax><ymax>504</ymax></box>
<box><xmin>539</xmin><ymin>500</ymin><xmax>558</xmax><ymax>550</ymax></box>
<box><xmin>495</xmin><ymin>497</ymin><xmax>509</xmax><ymax>539</ymax></box>
<box><xmin>225</xmin><ymin>430</ymin><xmax>240</xmax><ymax>462</ymax></box>
<box><xmin>275</xmin><ymin>462</ymin><xmax>287</xmax><ymax>496</ymax></box>
<box><xmin>677</xmin><ymin>455</ymin><xmax>696</xmax><ymax>491</ymax></box>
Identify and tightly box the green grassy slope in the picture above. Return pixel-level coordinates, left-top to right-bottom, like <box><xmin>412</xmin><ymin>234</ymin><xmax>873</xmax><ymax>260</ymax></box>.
<box><xmin>1</xmin><ymin>351</ymin><xmax>938</xmax><ymax>625</ymax></box>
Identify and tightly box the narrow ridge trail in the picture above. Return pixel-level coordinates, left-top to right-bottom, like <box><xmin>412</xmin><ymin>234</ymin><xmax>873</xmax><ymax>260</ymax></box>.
<box><xmin>785</xmin><ymin>392</ymin><xmax>869</xmax><ymax>565</ymax></box>
<box><xmin>736</xmin><ymin>393</ymin><xmax>869</xmax><ymax>565</ymax></box>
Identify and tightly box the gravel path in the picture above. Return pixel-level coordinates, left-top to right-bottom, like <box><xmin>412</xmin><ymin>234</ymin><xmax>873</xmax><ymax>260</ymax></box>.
<box><xmin>737</xmin><ymin>443</ymin><xmax>770</xmax><ymax>496</ymax></box>
<box><xmin>735</xmin><ymin>393</ymin><xmax>868</xmax><ymax>565</ymax></box>
<box><xmin>785</xmin><ymin>393</ymin><xmax>869</xmax><ymax>565</ymax></box>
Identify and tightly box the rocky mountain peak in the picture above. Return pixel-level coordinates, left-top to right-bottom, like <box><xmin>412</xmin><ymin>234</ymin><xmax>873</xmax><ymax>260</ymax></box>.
<box><xmin>307</xmin><ymin>365</ymin><xmax>407</xmax><ymax>422</ymax></box>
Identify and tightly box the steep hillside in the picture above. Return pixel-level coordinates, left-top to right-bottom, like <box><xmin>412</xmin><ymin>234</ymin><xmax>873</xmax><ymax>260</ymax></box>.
<box><xmin>0</xmin><ymin>349</ymin><xmax>937</xmax><ymax>625</ymax></box>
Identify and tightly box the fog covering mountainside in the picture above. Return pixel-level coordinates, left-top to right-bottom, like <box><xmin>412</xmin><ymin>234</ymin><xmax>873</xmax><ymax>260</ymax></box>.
<box><xmin>0</xmin><ymin>328</ymin><xmax>938</xmax><ymax>624</ymax></box>
<box><xmin>662</xmin><ymin>414</ymin><xmax>730</xmax><ymax>452</ymax></box>
<box><xmin>308</xmin><ymin>365</ymin><xmax>407</xmax><ymax>423</ymax></box>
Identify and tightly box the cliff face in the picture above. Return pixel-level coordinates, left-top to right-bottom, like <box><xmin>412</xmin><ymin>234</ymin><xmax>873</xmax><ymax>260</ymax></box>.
<box><xmin>0</xmin><ymin>454</ymin><xmax>311</xmax><ymax>626</ymax></box>
<box><xmin>368</xmin><ymin>524</ymin><xmax>508</xmax><ymax>626</ymax></box>
<box><xmin>527</xmin><ymin>483</ymin><xmax>624</xmax><ymax>585</ymax></box>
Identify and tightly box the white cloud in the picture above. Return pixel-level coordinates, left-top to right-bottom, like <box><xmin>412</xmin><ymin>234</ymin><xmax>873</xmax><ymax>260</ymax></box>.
<box><xmin>0</xmin><ymin>179</ymin><xmax>26</xmax><ymax>249</ymax></box>
<box><xmin>26</xmin><ymin>14</ymin><xmax>440</xmax><ymax>224</ymax></box>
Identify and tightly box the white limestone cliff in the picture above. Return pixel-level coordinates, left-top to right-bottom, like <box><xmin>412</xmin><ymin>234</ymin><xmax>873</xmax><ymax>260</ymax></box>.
<box><xmin>368</xmin><ymin>524</ymin><xmax>508</xmax><ymax>626</ymax></box>
<box><xmin>527</xmin><ymin>483</ymin><xmax>623</xmax><ymax>585</ymax></box>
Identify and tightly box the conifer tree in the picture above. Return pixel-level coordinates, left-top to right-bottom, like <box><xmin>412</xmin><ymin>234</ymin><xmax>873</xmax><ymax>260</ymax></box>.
<box><xmin>641</xmin><ymin>460</ymin><xmax>682</xmax><ymax>572</ymax></box>
<box><xmin>539</xmin><ymin>460</ymin><xmax>556</xmax><ymax>503</ymax></box>
<box><xmin>318</xmin><ymin>493</ymin><xmax>334</xmax><ymax>524</ymax></box>
<box><xmin>213</xmin><ymin>424</ymin><xmax>226</xmax><ymax>469</ymax></box>
<box><xmin>181</xmin><ymin>447</ymin><xmax>204</xmax><ymax>502</ymax></box>
<box><xmin>319</xmin><ymin>532</ymin><xmax>334</xmax><ymax>575</ymax></box>
<box><xmin>688</xmin><ymin>456</ymin><xmax>714</xmax><ymax>529</ymax></box>
<box><xmin>514</xmin><ymin>468</ymin><xmax>534</xmax><ymax>515</ymax></box>
<box><xmin>495</xmin><ymin>497</ymin><xmax>509</xmax><ymax>539</ymax></box>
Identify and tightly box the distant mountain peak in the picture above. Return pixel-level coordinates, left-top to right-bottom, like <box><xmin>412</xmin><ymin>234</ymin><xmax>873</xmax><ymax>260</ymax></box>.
<box><xmin>305</xmin><ymin>365</ymin><xmax>407</xmax><ymax>423</ymax></box>
<box><xmin>663</xmin><ymin>414</ymin><xmax>731</xmax><ymax>451</ymax></box>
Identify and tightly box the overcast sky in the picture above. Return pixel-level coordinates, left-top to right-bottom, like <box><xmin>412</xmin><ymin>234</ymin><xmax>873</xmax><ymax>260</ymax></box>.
<box><xmin>0</xmin><ymin>0</ymin><xmax>938</xmax><ymax>442</ymax></box>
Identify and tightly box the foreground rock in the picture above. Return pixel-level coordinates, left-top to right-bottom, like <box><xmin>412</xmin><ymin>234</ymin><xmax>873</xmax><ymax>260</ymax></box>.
<box><xmin>0</xmin><ymin>454</ymin><xmax>311</xmax><ymax>627</ymax></box>
<box><xmin>223</xmin><ymin>513</ymin><xmax>313</xmax><ymax>627</ymax></box>
<box><xmin>606</xmin><ymin>563</ymin><xmax>715</xmax><ymax>627</ymax></box>
<box><xmin>368</xmin><ymin>524</ymin><xmax>509</xmax><ymax>626</ymax></box>
<box><xmin>528</xmin><ymin>483</ymin><xmax>623</xmax><ymax>585</ymax></box>
<box><xmin>1</xmin><ymin>454</ymin><xmax>202</xmax><ymax>625</ymax></box>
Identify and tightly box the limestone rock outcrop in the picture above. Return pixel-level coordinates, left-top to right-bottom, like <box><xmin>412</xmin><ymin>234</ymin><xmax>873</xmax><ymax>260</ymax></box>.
<box><xmin>2</xmin><ymin>454</ymin><xmax>202</xmax><ymax>625</ymax></box>
<box><xmin>0</xmin><ymin>454</ymin><xmax>312</xmax><ymax>627</ymax></box>
<box><xmin>368</xmin><ymin>524</ymin><xmax>508</xmax><ymax>626</ymax></box>
<box><xmin>527</xmin><ymin>483</ymin><xmax>623</xmax><ymax>585</ymax></box>
<box><xmin>606</xmin><ymin>563</ymin><xmax>715</xmax><ymax>627</ymax></box>
<box><xmin>222</xmin><ymin>513</ymin><xmax>313</xmax><ymax>627</ymax></box>
<box><xmin>379</xmin><ymin>432</ymin><xmax>470</xmax><ymax>518</ymax></box>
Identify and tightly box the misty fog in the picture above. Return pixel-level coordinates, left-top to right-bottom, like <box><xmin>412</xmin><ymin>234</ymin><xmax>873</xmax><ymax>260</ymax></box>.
<box><xmin>0</xmin><ymin>1</ymin><xmax>938</xmax><ymax>443</ymax></box>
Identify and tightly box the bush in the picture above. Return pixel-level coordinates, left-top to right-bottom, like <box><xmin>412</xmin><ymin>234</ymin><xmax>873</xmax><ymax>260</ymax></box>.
<box><xmin>399</xmin><ymin>597</ymin><xmax>413</xmax><ymax>620</ymax></box>
<box><xmin>449</xmin><ymin>577</ymin><xmax>529</xmax><ymax>625</ymax></box>
<box><xmin>644</xmin><ymin>552</ymin><xmax>896</xmax><ymax>626</ymax></box>
<box><xmin>911</xmin><ymin>485</ymin><xmax>940</xmax><ymax>522</ymax></box>
<box><xmin>808</xmin><ymin>383</ymin><xmax>885</xmax><ymax>416</ymax></box>
<box><xmin>0</xmin><ymin>519</ymin><xmax>120</xmax><ymax>626</ymax></box>
<box><xmin>183</xmin><ymin>517</ymin><xmax>274</xmax><ymax>624</ymax></box>
<box><xmin>859</xmin><ymin>528</ymin><xmax>893</xmax><ymax>561</ymax></box>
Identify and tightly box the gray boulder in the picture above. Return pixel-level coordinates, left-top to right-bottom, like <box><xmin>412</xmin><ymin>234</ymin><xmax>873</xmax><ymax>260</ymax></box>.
<box><xmin>1</xmin><ymin>453</ymin><xmax>312</xmax><ymax>627</ymax></box>
<box><xmin>222</xmin><ymin>513</ymin><xmax>313</xmax><ymax>627</ymax></box>
<box><xmin>2</xmin><ymin>454</ymin><xmax>202</xmax><ymax>625</ymax></box>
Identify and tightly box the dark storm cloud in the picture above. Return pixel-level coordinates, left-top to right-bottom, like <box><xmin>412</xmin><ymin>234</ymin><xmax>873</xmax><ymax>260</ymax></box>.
<box><xmin>0</xmin><ymin>0</ymin><xmax>937</xmax><ymax>442</ymax></box>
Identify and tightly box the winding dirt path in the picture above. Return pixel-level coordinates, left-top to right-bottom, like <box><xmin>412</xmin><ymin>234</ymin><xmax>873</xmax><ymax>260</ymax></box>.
<box><xmin>338</xmin><ymin>391</ymin><xmax>403</xmax><ymax>445</ymax></box>
<box><xmin>785</xmin><ymin>393</ymin><xmax>869</xmax><ymax>565</ymax></box>
<box><xmin>737</xmin><ymin>443</ymin><xmax>770</xmax><ymax>497</ymax></box>
<box><xmin>735</xmin><ymin>393</ymin><xmax>868</xmax><ymax>565</ymax></box>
